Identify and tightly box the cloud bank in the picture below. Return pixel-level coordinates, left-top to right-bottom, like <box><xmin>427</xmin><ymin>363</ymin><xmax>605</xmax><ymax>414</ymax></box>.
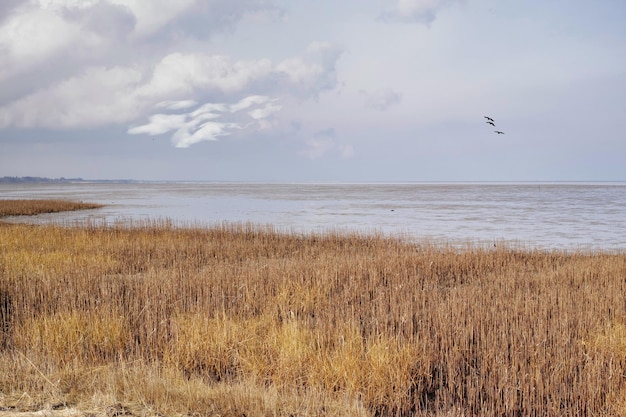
<box><xmin>0</xmin><ymin>0</ymin><xmax>341</xmax><ymax>147</ymax></box>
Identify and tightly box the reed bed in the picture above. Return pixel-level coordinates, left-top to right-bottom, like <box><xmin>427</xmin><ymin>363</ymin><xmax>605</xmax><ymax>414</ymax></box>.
<box><xmin>1</xmin><ymin>201</ymin><xmax>626</xmax><ymax>416</ymax></box>
<box><xmin>0</xmin><ymin>199</ymin><xmax>103</xmax><ymax>217</ymax></box>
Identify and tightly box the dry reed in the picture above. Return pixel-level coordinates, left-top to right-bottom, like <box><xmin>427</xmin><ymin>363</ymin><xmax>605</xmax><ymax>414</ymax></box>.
<box><xmin>1</xmin><ymin>200</ymin><xmax>625</xmax><ymax>416</ymax></box>
<box><xmin>0</xmin><ymin>199</ymin><xmax>103</xmax><ymax>218</ymax></box>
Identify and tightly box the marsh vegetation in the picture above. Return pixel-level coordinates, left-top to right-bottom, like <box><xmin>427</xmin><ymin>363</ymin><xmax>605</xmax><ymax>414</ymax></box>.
<box><xmin>1</xmin><ymin>200</ymin><xmax>625</xmax><ymax>416</ymax></box>
<box><xmin>0</xmin><ymin>199</ymin><xmax>102</xmax><ymax>218</ymax></box>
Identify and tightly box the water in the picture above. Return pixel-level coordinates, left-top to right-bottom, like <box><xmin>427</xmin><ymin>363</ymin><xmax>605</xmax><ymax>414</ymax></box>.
<box><xmin>1</xmin><ymin>182</ymin><xmax>625</xmax><ymax>251</ymax></box>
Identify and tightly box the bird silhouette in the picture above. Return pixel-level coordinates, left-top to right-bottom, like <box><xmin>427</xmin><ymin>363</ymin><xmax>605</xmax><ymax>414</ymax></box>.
<box><xmin>484</xmin><ymin>116</ymin><xmax>495</xmax><ymax>122</ymax></box>
<box><xmin>494</xmin><ymin>131</ymin><xmax>505</xmax><ymax>135</ymax></box>
<box><xmin>486</xmin><ymin>121</ymin><xmax>495</xmax><ymax>126</ymax></box>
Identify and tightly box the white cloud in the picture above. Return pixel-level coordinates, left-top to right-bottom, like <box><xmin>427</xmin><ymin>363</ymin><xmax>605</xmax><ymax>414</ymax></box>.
<box><xmin>0</xmin><ymin>41</ymin><xmax>341</xmax><ymax>131</ymax></box>
<box><xmin>249</xmin><ymin>101</ymin><xmax>282</xmax><ymax>120</ymax></box>
<box><xmin>276</xmin><ymin>42</ymin><xmax>343</xmax><ymax>98</ymax></box>
<box><xmin>137</xmin><ymin>53</ymin><xmax>275</xmax><ymax>98</ymax></box>
<box><xmin>0</xmin><ymin>1</ymin><xmax>140</xmax><ymax>83</ymax></box>
<box><xmin>0</xmin><ymin>0</ymin><xmax>284</xmax><ymax>94</ymax></box>
<box><xmin>127</xmin><ymin>113</ymin><xmax>187</xmax><ymax>136</ymax></box>
<box><xmin>33</xmin><ymin>0</ymin><xmax>197</xmax><ymax>38</ymax></box>
<box><xmin>0</xmin><ymin>65</ymin><xmax>144</xmax><ymax>128</ymax></box>
<box><xmin>191</xmin><ymin>103</ymin><xmax>228</xmax><ymax>118</ymax></box>
<box><xmin>381</xmin><ymin>0</ymin><xmax>462</xmax><ymax>24</ymax></box>
<box><xmin>0</xmin><ymin>6</ymin><xmax>86</xmax><ymax>80</ymax></box>
<box><xmin>230</xmin><ymin>95</ymin><xmax>271</xmax><ymax>112</ymax></box>
<box><xmin>0</xmin><ymin>0</ymin><xmax>282</xmax><ymax>73</ymax></box>
<box><xmin>157</xmin><ymin>100</ymin><xmax>198</xmax><ymax>110</ymax></box>
<box><xmin>128</xmin><ymin>95</ymin><xmax>280</xmax><ymax>148</ymax></box>
<box><xmin>172</xmin><ymin>121</ymin><xmax>236</xmax><ymax>148</ymax></box>
<box><xmin>0</xmin><ymin>0</ymin><xmax>345</xmax><ymax>136</ymax></box>
<box><xmin>0</xmin><ymin>1</ymin><xmax>343</xmax><ymax>151</ymax></box>
<box><xmin>229</xmin><ymin>95</ymin><xmax>282</xmax><ymax>121</ymax></box>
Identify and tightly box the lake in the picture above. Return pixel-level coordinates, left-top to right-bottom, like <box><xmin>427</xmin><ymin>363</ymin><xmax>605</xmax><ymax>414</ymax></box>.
<box><xmin>1</xmin><ymin>182</ymin><xmax>625</xmax><ymax>251</ymax></box>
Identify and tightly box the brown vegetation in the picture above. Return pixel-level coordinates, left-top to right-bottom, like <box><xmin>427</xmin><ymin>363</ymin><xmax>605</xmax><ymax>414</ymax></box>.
<box><xmin>1</xmin><ymin>200</ymin><xmax>625</xmax><ymax>416</ymax></box>
<box><xmin>0</xmin><ymin>199</ymin><xmax>103</xmax><ymax>218</ymax></box>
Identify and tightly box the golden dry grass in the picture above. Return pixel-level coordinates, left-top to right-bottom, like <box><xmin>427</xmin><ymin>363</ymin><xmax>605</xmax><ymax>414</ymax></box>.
<box><xmin>0</xmin><ymin>200</ymin><xmax>103</xmax><ymax>218</ymax></box>
<box><xmin>1</xmin><ymin>200</ymin><xmax>626</xmax><ymax>416</ymax></box>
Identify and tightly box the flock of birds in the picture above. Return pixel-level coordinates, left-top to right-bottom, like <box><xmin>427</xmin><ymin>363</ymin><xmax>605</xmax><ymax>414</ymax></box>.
<box><xmin>484</xmin><ymin>116</ymin><xmax>504</xmax><ymax>135</ymax></box>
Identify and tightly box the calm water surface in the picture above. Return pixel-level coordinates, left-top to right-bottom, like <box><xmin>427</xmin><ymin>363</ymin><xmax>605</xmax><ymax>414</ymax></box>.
<box><xmin>1</xmin><ymin>182</ymin><xmax>625</xmax><ymax>251</ymax></box>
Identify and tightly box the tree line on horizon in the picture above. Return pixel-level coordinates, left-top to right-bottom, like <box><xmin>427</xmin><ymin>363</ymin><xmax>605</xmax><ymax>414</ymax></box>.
<box><xmin>0</xmin><ymin>176</ymin><xmax>85</xmax><ymax>183</ymax></box>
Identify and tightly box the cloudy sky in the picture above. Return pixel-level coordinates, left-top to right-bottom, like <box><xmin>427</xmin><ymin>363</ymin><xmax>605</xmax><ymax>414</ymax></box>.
<box><xmin>1</xmin><ymin>0</ymin><xmax>625</xmax><ymax>182</ymax></box>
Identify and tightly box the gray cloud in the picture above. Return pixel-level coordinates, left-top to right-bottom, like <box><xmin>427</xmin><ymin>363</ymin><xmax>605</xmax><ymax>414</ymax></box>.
<box><xmin>183</xmin><ymin>0</ymin><xmax>284</xmax><ymax>38</ymax></box>
<box><xmin>62</xmin><ymin>2</ymin><xmax>136</xmax><ymax>40</ymax></box>
<box><xmin>0</xmin><ymin>0</ymin><xmax>342</xmax><ymax>140</ymax></box>
<box><xmin>0</xmin><ymin>66</ymin><xmax>145</xmax><ymax>129</ymax></box>
<box><xmin>0</xmin><ymin>0</ymin><xmax>282</xmax><ymax>103</ymax></box>
<box><xmin>0</xmin><ymin>2</ymin><xmax>137</xmax><ymax>103</ymax></box>
<box><xmin>0</xmin><ymin>0</ymin><xmax>21</xmax><ymax>24</ymax></box>
<box><xmin>0</xmin><ymin>43</ymin><xmax>341</xmax><ymax>132</ymax></box>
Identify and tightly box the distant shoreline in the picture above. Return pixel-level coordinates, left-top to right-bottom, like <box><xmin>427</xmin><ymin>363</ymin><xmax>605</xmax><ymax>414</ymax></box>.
<box><xmin>0</xmin><ymin>176</ymin><xmax>136</xmax><ymax>184</ymax></box>
<box><xmin>1</xmin><ymin>176</ymin><xmax>625</xmax><ymax>186</ymax></box>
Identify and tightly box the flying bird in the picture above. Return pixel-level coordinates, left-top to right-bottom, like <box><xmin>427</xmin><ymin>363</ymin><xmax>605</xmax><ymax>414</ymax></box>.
<box><xmin>486</xmin><ymin>121</ymin><xmax>495</xmax><ymax>126</ymax></box>
<box><xmin>494</xmin><ymin>131</ymin><xmax>505</xmax><ymax>135</ymax></box>
<box><xmin>484</xmin><ymin>116</ymin><xmax>494</xmax><ymax>122</ymax></box>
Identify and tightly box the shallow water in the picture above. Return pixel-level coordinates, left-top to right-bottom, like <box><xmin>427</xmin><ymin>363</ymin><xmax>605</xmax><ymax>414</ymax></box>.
<box><xmin>1</xmin><ymin>182</ymin><xmax>625</xmax><ymax>251</ymax></box>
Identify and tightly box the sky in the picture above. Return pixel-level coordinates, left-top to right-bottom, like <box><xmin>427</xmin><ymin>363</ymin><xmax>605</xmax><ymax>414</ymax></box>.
<box><xmin>0</xmin><ymin>0</ymin><xmax>625</xmax><ymax>182</ymax></box>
